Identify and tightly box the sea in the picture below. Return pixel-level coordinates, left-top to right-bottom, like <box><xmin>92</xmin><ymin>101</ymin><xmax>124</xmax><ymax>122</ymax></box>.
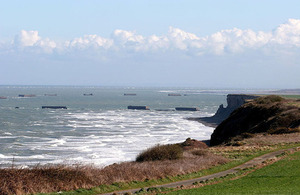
<box><xmin>0</xmin><ymin>86</ymin><xmax>243</xmax><ymax>168</ymax></box>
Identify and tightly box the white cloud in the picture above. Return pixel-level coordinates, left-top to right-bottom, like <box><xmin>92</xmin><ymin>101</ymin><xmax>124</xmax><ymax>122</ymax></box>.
<box><xmin>67</xmin><ymin>35</ymin><xmax>113</xmax><ymax>50</ymax></box>
<box><xmin>272</xmin><ymin>18</ymin><xmax>300</xmax><ymax>46</ymax></box>
<box><xmin>5</xmin><ymin>19</ymin><xmax>300</xmax><ymax>57</ymax></box>
<box><xmin>206</xmin><ymin>28</ymin><xmax>272</xmax><ymax>54</ymax></box>
<box><xmin>13</xmin><ymin>30</ymin><xmax>56</xmax><ymax>53</ymax></box>
<box><xmin>167</xmin><ymin>27</ymin><xmax>201</xmax><ymax>50</ymax></box>
<box><xmin>111</xmin><ymin>29</ymin><xmax>144</xmax><ymax>50</ymax></box>
<box><xmin>14</xmin><ymin>30</ymin><xmax>41</xmax><ymax>47</ymax></box>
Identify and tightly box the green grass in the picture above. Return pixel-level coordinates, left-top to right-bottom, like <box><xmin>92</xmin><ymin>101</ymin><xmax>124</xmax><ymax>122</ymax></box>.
<box><xmin>280</xmin><ymin>95</ymin><xmax>300</xmax><ymax>99</ymax></box>
<box><xmin>166</xmin><ymin>150</ymin><xmax>300</xmax><ymax>195</ymax></box>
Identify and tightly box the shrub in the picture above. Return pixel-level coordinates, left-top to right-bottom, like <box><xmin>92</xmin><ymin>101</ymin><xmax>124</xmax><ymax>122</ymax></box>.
<box><xmin>191</xmin><ymin>149</ymin><xmax>208</xmax><ymax>156</ymax></box>
<box><xmin>136</xmin><ymin>144</ymin><xmax>183</xmax><ymax>162</ymax></box>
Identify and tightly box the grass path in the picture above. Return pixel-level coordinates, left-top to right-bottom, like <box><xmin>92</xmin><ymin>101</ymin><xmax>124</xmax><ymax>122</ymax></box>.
<box><xmin>167</xmin><ymin>148</ymin><xmax>300</xmax><ymax>194</ymax></box>
<box><xmin>101</xmin><ymin>147</ymin><xmax>299</xmax><ymax>195</ymax></box>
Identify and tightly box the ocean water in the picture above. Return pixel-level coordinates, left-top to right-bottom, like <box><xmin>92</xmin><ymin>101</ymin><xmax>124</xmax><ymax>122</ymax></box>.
<box><xmin>0</xmin><ymin>86</ymin><xmax>228</xmax><ymax>168</ymax></box>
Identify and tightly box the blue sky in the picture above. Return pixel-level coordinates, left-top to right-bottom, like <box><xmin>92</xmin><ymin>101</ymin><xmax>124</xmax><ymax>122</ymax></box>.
<box><xmin>1</xmin><ymin>0</ymin><xmax>300</xmax><ymax>88</ymax></box>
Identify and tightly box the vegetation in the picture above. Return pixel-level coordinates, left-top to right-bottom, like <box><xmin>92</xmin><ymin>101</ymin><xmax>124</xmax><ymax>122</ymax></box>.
<box><xmin>268</xmin><ymin>126</ymin><xmax>300</xmax><ymax>134</ymax></box>
<box><xmin>280</xmin><ymin>94</ymin><xmax>300</xmax><ymax>100</ymax></box>
<box><xmin>255</xmin><ymin>95</ymin><xmax>284</xmax><ymax>104</ymax></box>
<box><xmin>166</xmin><ymin>150</ymin><xmax>300</xmax><ymax>195</ymax></box>
<box><xmin>136</xmin><ymin>144</ymin><xmax>183</xmax><ymax>162</ymax></box>
<box><xmin>0</xmin><ymin>142</ymin><xmax>228</xmax><ymax>195</ymax></box>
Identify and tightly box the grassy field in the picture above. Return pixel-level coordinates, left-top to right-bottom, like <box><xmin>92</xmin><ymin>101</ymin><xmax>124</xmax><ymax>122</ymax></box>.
<box><xmin>166</xmin><ymin>149</ymin><xmax>300</xmax><ymax>195</ymax></box>
<box><xmin>280</xmin><ymin>95</ymin><xmax>300</xmax><ymax>100</ymax></box>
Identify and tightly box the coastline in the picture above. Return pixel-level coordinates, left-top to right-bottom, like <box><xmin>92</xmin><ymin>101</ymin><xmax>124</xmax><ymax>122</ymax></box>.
<box><xmin>187</xmin><ymin>117</ymin><xmax>219</xmax><ymax>128</ymax></box>
<box><xmin>187</xmin><ymin>117</ymin><xmax>219</xmax><ymax>147</ymax></box>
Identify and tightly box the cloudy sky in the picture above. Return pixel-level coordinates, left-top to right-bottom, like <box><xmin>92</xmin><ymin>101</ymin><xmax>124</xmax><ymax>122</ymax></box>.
<box><xmin>1</xmin><ymin>0</ymin><xmax>300</xmax><ymax>88</ymax></box>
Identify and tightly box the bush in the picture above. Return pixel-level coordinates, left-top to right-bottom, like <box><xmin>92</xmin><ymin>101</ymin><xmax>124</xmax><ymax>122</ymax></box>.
<box><xmin>136</xmin><ymin>144</ymin><xmax>183</xmax><ymax>162</ymax></box>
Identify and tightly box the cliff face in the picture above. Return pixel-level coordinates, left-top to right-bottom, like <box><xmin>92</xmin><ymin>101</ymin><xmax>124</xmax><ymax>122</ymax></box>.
<box><xmin>215</xmin><ymin>94</ymin><xmax>258</xmax><ymax>119</ymax></box>
<box><xmin>195</xmin><ymin>94</ymin><xmax>257</xmax><ymax>127</ymax></box>
<box><xmin>210</xmin><ymin>95</ymin><xmax>300</xmax><ymax>146</ymax></box>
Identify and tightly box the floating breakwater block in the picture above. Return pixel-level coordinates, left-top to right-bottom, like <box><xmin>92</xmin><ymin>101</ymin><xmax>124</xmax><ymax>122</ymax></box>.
<box><xmin>18</xmin><ymin>94</ymin><xmax>36</xmax><ymax>97</ymax></box>
<box><xmin>168</xmin><ymin>93</ymin><xmax>181</xmax><ymax>96</ymax></box>
<box><xmin>128</xmin><ymin>106</ymin><xmax>150</xmax><ymax>110</ymax></box>
<box><xmin>175</xmin><ymin>107</ymin><xmax>200</xmax><ymax>111</ymax></box>
<box><xmin>42</xmin><ymin>106</ymin><xmax>67</xmax><ymax>109</ymax></box>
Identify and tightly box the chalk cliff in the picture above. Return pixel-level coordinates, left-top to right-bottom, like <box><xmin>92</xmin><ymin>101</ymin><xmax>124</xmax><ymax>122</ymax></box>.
<box><xmin>194</xmin><ymin>94</ymin><xmax>257</xmax><ymax>127</ymax></box>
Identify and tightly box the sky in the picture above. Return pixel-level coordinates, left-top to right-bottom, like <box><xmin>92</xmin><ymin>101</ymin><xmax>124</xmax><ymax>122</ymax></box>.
<box><xmin>1</xmin><ymin>0</ymin><xmax>300</xmax><ymax>88</ymax></box>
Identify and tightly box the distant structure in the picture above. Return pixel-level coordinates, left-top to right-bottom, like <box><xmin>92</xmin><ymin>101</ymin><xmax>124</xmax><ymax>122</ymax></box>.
<box><xmin>175</xmin><ymin>107</ymin><xmax>200</xmax><ymax>111</ymax></box>
<box><xmin>128</xmin><ymin>106</ymin><xmax>150</xmax><ymax>110</ymax></box>
<box><xmin>44</xmin><ymin>94</ymin><xmax>57</xmax><ymax>96</ymax></box>
<box><xmin>168</xmin><ymin>93</ymin><xmax>181</xmax><ymax>96</ymax></box>
<box><xmin>18</xmin><ymin>94</ymin><xmax>36</xmax><ymax>97</ymax></box>
<box><xmin>124</xmin><ymin>93</ymin><xmax>137</xmax><ymax>96</ymax></box>
<box><xmin>155</xmin><ymin>108</ymin><xmax>175</xmax><ymax>111</ymax></box>
<box><xmin>42</xmin><ymin>106</ymin><xmax>67</xmax><ymax>109</ymax></box>
<box><xmin>0</xmin><ymin>96</ymin><xmax>7</xmax><ymax>99</ymax></box>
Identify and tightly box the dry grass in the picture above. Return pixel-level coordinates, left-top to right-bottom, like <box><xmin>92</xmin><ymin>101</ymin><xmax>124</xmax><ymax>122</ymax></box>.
<box><xmin>0</xmin><ymin>149</ymin><xmax>227</xmax><ymax>195</ymax></box>
<box><xmin>209</xmin><ymin>132</ymin><xmax>300</xmax><ymax>160</ymax></box>
<box><xmin>242</xmin><ymin>132</ymin><xmax>300</xmax><ymax>146</ymax></box>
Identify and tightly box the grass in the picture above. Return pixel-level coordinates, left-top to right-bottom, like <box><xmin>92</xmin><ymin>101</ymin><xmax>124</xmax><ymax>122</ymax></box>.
<box><xmin>280</xmin><ymin>95</ymin><xmax>300</xmax><ymax>100</ymax></box>
<box><xmin>166</xmin><ymin>149</ymin><xmax>300</xmax><ymax>195</ymax></box>
<box><xmin>279</xmin><ymin>95</ymin><xmax>300</xmax><ymax>107</ymax></box>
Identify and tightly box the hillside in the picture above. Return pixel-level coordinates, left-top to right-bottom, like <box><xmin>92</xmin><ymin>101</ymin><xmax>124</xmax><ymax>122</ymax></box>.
<box><xmin>210</xmin><ymin>95</ymin><xmax>300</xmax><ymax>146</ymax></box>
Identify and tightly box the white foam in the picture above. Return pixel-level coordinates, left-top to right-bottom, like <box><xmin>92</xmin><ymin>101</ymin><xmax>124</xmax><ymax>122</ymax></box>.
<box><xmin>0</xmin><ymin>103</ymin><xmax>216</xmax><ymax>167</ymax></box>
<box><xmin>0</xmin><ymin>154</ymin><xmax>11</xmax><ymax>159</ymax></box>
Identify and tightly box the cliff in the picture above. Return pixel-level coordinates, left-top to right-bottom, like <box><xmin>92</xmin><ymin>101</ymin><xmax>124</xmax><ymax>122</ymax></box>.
<box><xmin>193</xmin><ymin>94</ymin><xmax>257</xmax><ymax>127</ymax></box>
<box><xmin>210</xmin><ymin>95</ymin><xmax>300</xmax><ymax>146</ymax></box>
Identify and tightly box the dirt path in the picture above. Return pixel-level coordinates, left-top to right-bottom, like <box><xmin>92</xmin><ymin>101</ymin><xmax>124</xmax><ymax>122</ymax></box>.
<box><xmin>101</xmin><ymin>147</ymin><xmax>298</xmax><ymax>195</ymax></box>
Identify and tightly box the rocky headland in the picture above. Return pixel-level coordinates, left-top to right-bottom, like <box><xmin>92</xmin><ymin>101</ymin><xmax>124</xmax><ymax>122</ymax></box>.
<box><xmin>210</xmin><ymin>95</ymin><xmax>300</xmax><ymax>146</ymax></box>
